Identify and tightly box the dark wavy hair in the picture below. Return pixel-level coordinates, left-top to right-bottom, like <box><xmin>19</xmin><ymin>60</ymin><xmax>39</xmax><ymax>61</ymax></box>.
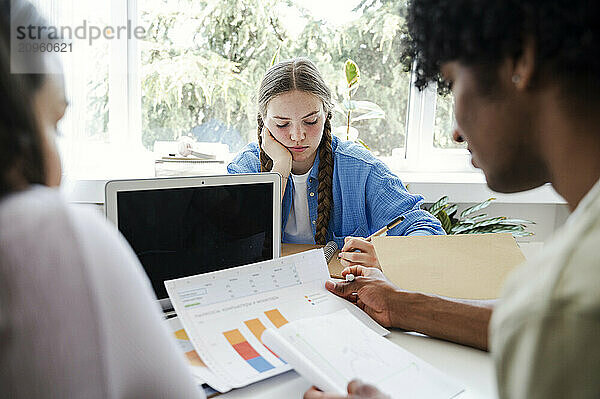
<box><xmin>0</xmin><ymin>0</ymin><xmax>48</xmax><ymax>198</ymax></box>
<box><xmin>401</xmin><ymin>0</ymin><xmax>600</xmax><ymax>98</ymax></box>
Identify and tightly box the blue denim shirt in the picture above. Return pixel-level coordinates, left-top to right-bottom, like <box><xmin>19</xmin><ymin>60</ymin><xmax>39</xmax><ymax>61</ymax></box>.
<box><xmin>227</xmin><ymin>136</ymin><xmax>445</xmax><ymax>247</ymax></box>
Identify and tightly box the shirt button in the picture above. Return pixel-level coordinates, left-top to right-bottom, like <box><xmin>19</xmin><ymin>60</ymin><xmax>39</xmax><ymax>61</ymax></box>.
<box><xmin>312</xmin><ymin>220</ymin><xmax>316</xmax><ymax>224</ymax></box>
<box><xmin>309</xmin><ymin>192</ymin><xmax>315</xmax><ymax>197</ymax></box>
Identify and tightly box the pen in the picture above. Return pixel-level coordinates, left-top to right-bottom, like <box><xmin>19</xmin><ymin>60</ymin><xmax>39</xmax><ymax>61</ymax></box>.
<box><xmin>366</xmin><ymin>215</ymin><xmax>405</xmax><ymax>242</ymax></box>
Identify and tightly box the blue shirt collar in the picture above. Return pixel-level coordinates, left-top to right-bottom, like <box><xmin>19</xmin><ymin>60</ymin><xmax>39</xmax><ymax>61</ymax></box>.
<box><xmin>309</xmin><ymin>155</ymin><xmax>320</xmax><ymax>180</ymax></box>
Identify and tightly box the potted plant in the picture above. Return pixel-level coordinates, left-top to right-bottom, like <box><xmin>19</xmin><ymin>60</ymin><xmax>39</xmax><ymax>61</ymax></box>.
<box><xmin>427</xmin><ymin>196</ymin><xmax>535</xmax><ymax>237</ymax></box>
<box><xmin>333</xmin><ymin>59</ymin><xmax>385</xmax><ymax>148</ymax></box>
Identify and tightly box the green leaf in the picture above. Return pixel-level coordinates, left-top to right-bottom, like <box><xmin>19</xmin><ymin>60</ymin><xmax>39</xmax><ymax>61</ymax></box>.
<box><xmin>457</xmin><ymin>214</ymin><xmax>488</xmax><ymax>224</ymax></box>
<box><xmin>333</xmin><ymin>102</ymin><xmax>348</xmax><ymax>116</ymax></box>
<box><xmin>345</xmin><ymin>59</ymin><xmax>360</xmax><ymax>88</ymax></box>
<box><xmin>341</xmin><ymin>99</ymin><xmax>355</xmax><ymax>111</ymax></box>
<box><xmin>512</xmin><ymin>231</ymin><xmax>535</xmax><ymax>238</ymax></box>
<box><xmin>428</xmin><ymin>196</ymin><xmax>449</xmax><ymax>217</ymax></box>
<box><xmin>349</xmin><ymin>100</ymin><xmax>384</xmax><ymax>112</ymax></box>
<box><xmin>497</xmin><ymin>218</ymin><xmax>536</xmax><ymax>226</ymax></box>
<box><xmin>460</xmin><ymin>198</ymin><xmax>496</xmax><ymax>218</ymax></box>
<box><xmin>269</xmin><ymin>45</ymin><xmax>281</xmax><ymax>68</ymax></box>
<box><xmin>445</xmin><ymin>203</ymin><xmax>458</xmax><ymax>217</ymax></box>
<box><xmin>465</xmin><ymin>224</ymin><xmax>525</xmax><ymax>234</ymax></box>
<box><xmin>465</xmin><ymin>223</ymin><xmax>533</xmax><ymax>236</ymax></box>
<box><xmin>437</xmin><ymin>210</ymin><xmax>453</xmax><ymax>233</ymax></box>
<box><xmin>451</xmin><ymin>217</ymin><xmax>508</xmax><ymax>234</ymax></box>
<box><xmin>471</xmin><ymin>216</ymin><xmax>508</xmax><ymax>228</ymax></box>
<box><xmin>450</xmin><ymin>225</ymin><xmax>468</xmax><ymax>234</ymax></box>
<box><xmin>355</xmin><ymin>138</ymin><xmax>370</xmax><ymax>150</ymax></box>
<box><xmin>351</xmin><ymin>110</ymin><xmax>386</xmax><ymax>122</ymax></box>
<box><xmin>338</xmin><ymin>101</ymin><xmax>385</xmax><ymax>118</ymax></box>
<box><xmin>451</xmin><ymin>223</ymin><xmax>478</xmax><ymax>234</ymax></box>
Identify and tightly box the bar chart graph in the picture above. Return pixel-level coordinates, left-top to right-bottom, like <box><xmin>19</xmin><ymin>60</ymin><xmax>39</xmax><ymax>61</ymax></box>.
<box><xmin>174</xmin><ymin>327</ymin><xmax>207</xmax><ymax>368</ymax></box>
<box><xmin>244</xmin><ymin>318</ymin><xmax>268</xmax><ymax>341</ymax></box>
<box><xmin>264</xmin><ymin>308</ymin><xmax>289</xmax><ymax>328</ymax></box>
<box><xmin>223</xmin><ymin>329</ymin><xmax>275</xmax><ymax>373</ymax></box>
<box><xmin>244</xmin><ymin>313</ymin><xmax>287</xmax><ymax>361</ymax></box>
<box><xmin>165</xmin><ymin>250</ymin><xmax>387</xmax><ymax>392</ymax></box>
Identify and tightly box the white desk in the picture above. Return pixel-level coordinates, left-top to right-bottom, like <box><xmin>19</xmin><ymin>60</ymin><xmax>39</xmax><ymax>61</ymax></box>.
<box><xmin>219</xmin><ymin>330</ymin><xmax>497</xmax><ymax>399</ymax></box>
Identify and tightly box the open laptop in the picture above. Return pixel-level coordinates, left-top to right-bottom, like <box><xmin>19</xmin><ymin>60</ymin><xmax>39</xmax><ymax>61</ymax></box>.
<box><xmin>105</xmin><ymin>173</ymin><xmax>281</xmax><ymax>312</ymax></box>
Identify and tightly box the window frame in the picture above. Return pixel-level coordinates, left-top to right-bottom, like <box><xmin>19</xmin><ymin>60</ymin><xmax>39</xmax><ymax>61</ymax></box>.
<box><xmin>106</xmin><ymin>0</ymin><xmax>143</xmax><ymax>149</ymax></box>
<box><xmin>118</xmin><ymin>0</ymin><xmax>476</xmax><ymax>175</ymax></box>
<box><xmin>406</xmin><ymin>72</ymin><xmax>475</xmax><ymax>171</ymax></box>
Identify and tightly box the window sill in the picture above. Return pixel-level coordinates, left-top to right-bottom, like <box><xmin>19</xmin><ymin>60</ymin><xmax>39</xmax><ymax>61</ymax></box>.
<box><xmin>63</xmin><ymin>172</ymin><xmax>567</xmax><ymax>205</ymax></box>
<box><xmin>397</xmin><ymin>171</ymin><xmax>566</xmax><ymax>204</ymax></box>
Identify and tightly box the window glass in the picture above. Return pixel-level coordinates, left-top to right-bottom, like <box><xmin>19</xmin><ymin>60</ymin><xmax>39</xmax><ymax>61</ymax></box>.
<box><xmin>30</xmin><ymin>0</ymin><xmax>111</xmax><ymax>178</ymax></box>
<box><xmin>139</xmin><ymin>0</ymin><xmax>411</xmax><ymax>158</ymax></box>
<box><xmin>433</xmin><ymin>94</ymin><xmax>466</xmax><ymax>149</ymax></box>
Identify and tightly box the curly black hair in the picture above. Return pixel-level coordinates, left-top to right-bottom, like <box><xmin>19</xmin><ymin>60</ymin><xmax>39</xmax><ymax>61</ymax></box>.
<box><xmin>401</xmin><ymin>0</ymin><xmax>600</xmax><ymax>97</ymax></box>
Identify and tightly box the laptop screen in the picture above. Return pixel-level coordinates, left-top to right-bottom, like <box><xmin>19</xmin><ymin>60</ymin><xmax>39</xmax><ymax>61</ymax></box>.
<box><xmin>114</xmin><ymin>182</ymin><xmax>274</xmax><ymax>300</ymax></box>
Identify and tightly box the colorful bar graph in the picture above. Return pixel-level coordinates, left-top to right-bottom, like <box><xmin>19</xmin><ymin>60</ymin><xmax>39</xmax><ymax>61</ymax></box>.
<box><xmin>264</xmin><ymin>309</ymin><xmax>289</xmax><ymax>328</ymax></box>
<box><xmin>223</xmin><ymin>329</ymin><xmax>275</xmax><ymax>373</ymax></box>
<box><xmin>244</xmin><ymin>318</ymin><xmax>281</xmax><ymax>359</ymax></box>
<box><xmin>244</xmin><ymin>318</ymin><xmax>267</xmax><ymax>340</ymax></box>
<box><xmin>185</xmin><ymin>348</ymin><xmax>207</xmax><ymax>367</ymax></box>
<box><xmin>174</xmin><ymin>328</ymin><xmax>190</xmax><ymax>341</ymax></box>
<box><xmin>173</xmin><ymin>328</ymin><xmax>207</xmax><ymax>368</ymax></box>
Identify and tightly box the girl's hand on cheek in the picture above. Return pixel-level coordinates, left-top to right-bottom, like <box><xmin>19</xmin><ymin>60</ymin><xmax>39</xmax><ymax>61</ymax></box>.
<box><xmin>261</xmin><ymin>127</ymin><xmax>292</xmax><ymax>172</ymax></box>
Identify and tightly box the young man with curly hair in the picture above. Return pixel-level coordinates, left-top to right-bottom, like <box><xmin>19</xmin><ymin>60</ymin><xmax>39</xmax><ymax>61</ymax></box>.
<box><xmin>307</xmin><ymin>0</ymin><xmax>600</xmax><ymax>398</ymax></box>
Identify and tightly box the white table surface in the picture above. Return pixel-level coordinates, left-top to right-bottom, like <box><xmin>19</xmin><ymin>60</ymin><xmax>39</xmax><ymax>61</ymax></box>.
<box><xmin>218</xmin><ymin>329</ymin><xmax>497</xmax><ymax>399</ymax></box>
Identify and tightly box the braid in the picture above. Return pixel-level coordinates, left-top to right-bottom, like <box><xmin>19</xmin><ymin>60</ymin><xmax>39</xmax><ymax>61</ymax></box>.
<box><xmin>314</xmin><ymin>113</ymin><xmax>334</xmax><ymax>245</ymax></box>
<box><xmin>257</xmin><ymin>114</ymin><xmax>273</xmax><ymax>172</ymax></box>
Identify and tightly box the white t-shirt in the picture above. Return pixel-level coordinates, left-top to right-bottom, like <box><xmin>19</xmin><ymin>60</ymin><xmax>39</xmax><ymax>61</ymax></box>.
<box><xmin>284</xmin><ymin>169</ymin><xmax>315</xmax><ymax>244</ymax></box>
<box><xmin>0</xmin><ymin>186</ymin><xmax>203</xmax><ymax>398</ymax></box>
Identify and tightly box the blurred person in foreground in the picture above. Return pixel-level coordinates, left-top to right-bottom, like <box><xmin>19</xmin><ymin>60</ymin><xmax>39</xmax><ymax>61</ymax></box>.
<box><xmin>306</xmin><ymin>0</ymin><xmax>600</xmax><ymax>398</ymax></box>
<box><xmin>0</xmin><ymin>1</ymin><xmax>203</xmax><ymax>397</ymax></box>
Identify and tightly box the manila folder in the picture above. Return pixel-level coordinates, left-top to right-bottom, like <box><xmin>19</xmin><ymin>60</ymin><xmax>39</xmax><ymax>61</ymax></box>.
<box><xmin>372</xmin><ymin>233</ymin><xmax>526</xmax><ymax>299</ymax></box>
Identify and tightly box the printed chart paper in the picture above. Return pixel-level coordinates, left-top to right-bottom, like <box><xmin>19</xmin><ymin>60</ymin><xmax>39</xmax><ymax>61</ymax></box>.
<box><xmin>263</xmin><ymin>309</ymin><xmax>465</xmax><ymax>398</ymax></box>
<box><xmin>165</xmin><ymin>317</ymin><xmax>227</xmax><ymax>392</ymax></box>
<box><xmin>165</xmin><ymin>249</ymin><xmax>388</xmax><ymax>392</ymax></box>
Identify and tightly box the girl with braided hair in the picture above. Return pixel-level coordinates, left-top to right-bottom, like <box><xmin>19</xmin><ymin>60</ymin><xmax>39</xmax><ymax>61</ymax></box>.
<box><xmin>228</xmin><ymin>57</ymin><xmax>444</xmax><ymax>254</ymax></box>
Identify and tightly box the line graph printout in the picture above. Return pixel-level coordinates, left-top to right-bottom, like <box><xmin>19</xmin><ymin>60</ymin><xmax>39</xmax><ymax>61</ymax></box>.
<box><xmin>165</xmin><ymin>249</ymin><xmax>388</xmax><ymax>392</ymax></box>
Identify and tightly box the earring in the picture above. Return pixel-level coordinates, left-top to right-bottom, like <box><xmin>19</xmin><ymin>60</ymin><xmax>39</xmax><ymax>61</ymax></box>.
<box><xmin>511</xmin><ymin>75</ymin><xmax>521</xmax><ymax>84</ymax></box>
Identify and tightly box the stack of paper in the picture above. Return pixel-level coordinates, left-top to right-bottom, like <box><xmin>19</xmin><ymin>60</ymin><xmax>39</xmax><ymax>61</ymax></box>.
<box><xmin>263</xmin><ymin>309</ymin><xmax>464</xmax><ymax>398</ymax></box>
<box><xmin>166</xmin><ymin>317</ymin><xmax>226</xmax><ymax>392</ymax></box>
<box><xmin>165</xmin><ymin>249</ymin><xmax>387</xmax><ymax>393</ymax></box>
